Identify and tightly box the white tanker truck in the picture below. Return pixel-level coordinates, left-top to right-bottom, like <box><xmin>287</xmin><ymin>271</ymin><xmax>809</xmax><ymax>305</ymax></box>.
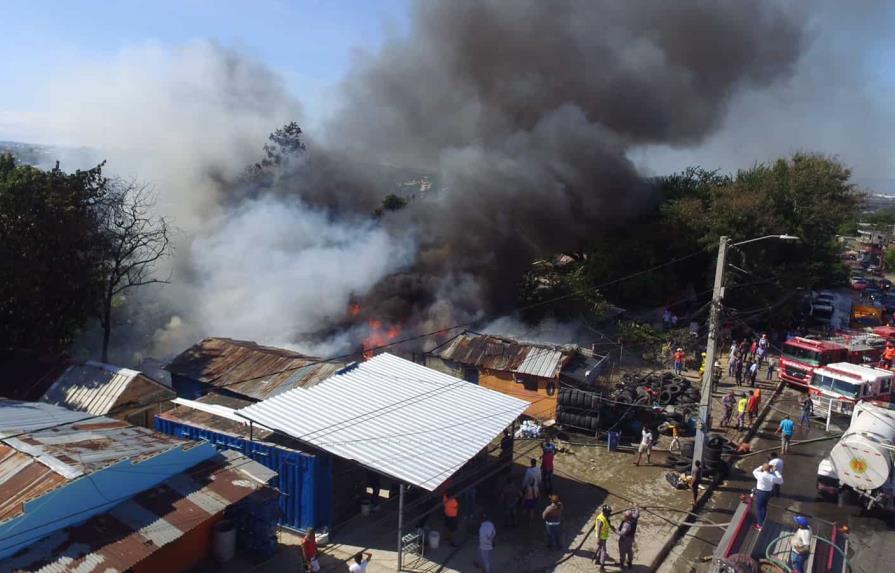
<box><xmin>817</xmin><ymin>400</ymin><xmax>895</xmax><ymax>510</ymax></box>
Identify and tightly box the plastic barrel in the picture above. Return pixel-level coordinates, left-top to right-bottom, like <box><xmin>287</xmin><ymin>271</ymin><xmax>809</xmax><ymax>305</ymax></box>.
<box><xmin>212</xmin><ymin>520</ymin><xmax>237</xmax><ymax>563</ymax></box>
<box><xmin>428</xmin><ymin>529</ymin><xmax>440</xmax><ymax>549</ymax></box>
<box><xmin>607</xmin><ymin>431</ymin><xmax>620</xmax><ymax>451</ymax></box>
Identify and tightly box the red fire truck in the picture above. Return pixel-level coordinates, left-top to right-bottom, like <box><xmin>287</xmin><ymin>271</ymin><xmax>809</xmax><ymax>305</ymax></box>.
<box><xmin>779</xmin><ymin>338</ymin><xmax>848</xmax><ymax>388</ymax></box>
<box><xmin>779</xmin><ymin>335</ymin><xmax>885</xmax><ymax>389</ymax></box>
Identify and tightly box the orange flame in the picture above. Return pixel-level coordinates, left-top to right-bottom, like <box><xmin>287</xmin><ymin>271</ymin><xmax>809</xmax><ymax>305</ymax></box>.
<box><xmin>363</xmin><ymin>319</ymin><xmax>401</xmax><ymax>359</ymax></box>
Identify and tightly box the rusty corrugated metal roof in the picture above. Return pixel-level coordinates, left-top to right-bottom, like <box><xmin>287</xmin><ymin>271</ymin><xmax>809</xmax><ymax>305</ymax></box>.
<box><xmin>165</xmin><ymin>337</ymin><xmax>347</xmax><ymax>400</ymax></box>
<box><xmin>158</xmin><ymin>393</ymin><xmax>274</xmax><ymax>441</ymax></box>
<box><xmin>4</xmin><ymin>420</ymin><xmax>184</xmax><ymax>481</ymax></box>
<box><xmin>433</xmin><ymin>332</ymin><xmax>573</xmax><ymax>379</ymax></box>
<box><xmin>0</xmin><ymin>444</ymin><xmax>66</xmax><ymax>522</ymax></box>
<box><xmin>0</xmin><ymin>401</ymin><xmax>189</xmax><ymax>524</ymax></box>
<box><xmin>40</xmin><ymin>361</ymin><xmax>173</xmax><ymax>416</ymax></box>
<box><xmin>3</xmin><ymin>450</ymin><xmax>276</xmax><ymax>573</ymax></box>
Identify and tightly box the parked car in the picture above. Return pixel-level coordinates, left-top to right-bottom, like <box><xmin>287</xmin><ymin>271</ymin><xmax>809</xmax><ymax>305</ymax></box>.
<box><xmin>852</xmin><ymin>279</ymin><xmax>869</xmax><ymax>292</ymax></box>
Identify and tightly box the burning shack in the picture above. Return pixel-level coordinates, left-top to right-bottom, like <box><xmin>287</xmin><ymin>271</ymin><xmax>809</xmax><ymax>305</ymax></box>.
<box><xmin>426</xmin><ymin>331</ymin><xmax>607</xmax><ymax>420</ymax></box>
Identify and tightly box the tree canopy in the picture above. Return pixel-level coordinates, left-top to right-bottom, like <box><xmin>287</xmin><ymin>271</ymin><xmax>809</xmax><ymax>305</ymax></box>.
<box><xmin>0</xmin><ymin>155</ymin><xmax>108</xmax><ymax>352</ymax></box>
<box><xmin>521</xmin><ymin>153</ymin><xmax>861</xmax><ymax>329</ymax></box>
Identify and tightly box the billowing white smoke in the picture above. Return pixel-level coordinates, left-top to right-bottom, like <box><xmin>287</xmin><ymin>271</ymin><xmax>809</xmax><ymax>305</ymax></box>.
<box><xmin>188</xmin><ymin>197</ymin><xmax>414</xmax><ymax>353</ymax></box>
<box><xmin>25</xmin><ymin>41</ymin><xmax>417</xmax><ymax>361</ymax></box>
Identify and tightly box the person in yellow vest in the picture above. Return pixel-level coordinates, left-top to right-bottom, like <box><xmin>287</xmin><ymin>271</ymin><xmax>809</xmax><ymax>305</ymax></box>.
<box><xmin>594</xmin><ymin>505</ymin><xmax>615</xmax><ymax>572</ymax></box>
<box><xmin>736</xmin><ymin>393</ymin><xmax>749</xmax><ymax>431</ymax></box>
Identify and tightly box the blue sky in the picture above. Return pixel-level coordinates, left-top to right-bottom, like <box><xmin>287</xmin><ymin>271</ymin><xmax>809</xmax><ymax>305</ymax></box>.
<box><xmin>2</xmin><ymin>0</ymin><xmax>894</xmax><ymax>179</ymax></box>
<box><xmin>0</xmin><ymin>0</ymin><xmax>409</xmax><ymax>137</ymax></box>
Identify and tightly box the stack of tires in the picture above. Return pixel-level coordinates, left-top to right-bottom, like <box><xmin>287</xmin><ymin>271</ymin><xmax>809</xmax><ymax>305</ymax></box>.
<box><xmin>555</xmin><ymin>371</ymin><xmax>701</xmax><ymax>436</ymax></box>
<box><xmin>665</xmin><ymin>434</ymin><xmax>735</xmax><ymax>476</ymax></box>
<box><xmin>556</xmin><ymin>388</ymin><xmax>607</xmax><ymax>432</ymax></box>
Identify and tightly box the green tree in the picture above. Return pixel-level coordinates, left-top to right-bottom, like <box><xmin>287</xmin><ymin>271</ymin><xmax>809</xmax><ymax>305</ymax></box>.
<box><xmin>0</xmin><ymin>154</ymin><xmax>108</xmax><ymax>352</ymax></box>
<box><xmin>663</xmin><ymin>153</ymin><xmax>861</xmax><ymax>322</ymax></box>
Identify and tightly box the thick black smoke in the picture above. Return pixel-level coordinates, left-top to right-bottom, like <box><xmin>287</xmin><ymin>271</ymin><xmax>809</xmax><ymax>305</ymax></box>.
<box><xmin>282</xmin><ymin>0</ymin><xmax>803</xmax><ymax>328</ymax></box>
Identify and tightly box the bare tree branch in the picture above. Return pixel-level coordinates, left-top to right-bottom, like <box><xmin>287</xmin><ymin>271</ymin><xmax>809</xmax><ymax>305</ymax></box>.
<box><xmin>98</xmin><ymin>178</ymin><xmax>173</xmax><ymax>361</ymax></box>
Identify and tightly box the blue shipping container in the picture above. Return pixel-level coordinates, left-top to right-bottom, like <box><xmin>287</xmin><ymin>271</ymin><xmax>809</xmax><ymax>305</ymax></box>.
<box><xmin>155</xmin><ymin>416</ymin><xmax>332</xmax><ymax>531</ymax></box>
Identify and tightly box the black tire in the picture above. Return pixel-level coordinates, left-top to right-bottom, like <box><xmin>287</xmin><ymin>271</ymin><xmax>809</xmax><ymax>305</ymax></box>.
<box><xmin>665</xmin><ymin>384</ymin><xmax>682</xmax><ymax>396</ymax></box>
<box><xmin>681</xmin><ymin>442</ymin><xmax>695</xmax><ymax>459</ymax></box>
<box><xmin>558</xmin><ymin>388</ymin><xmax>571</xmax><ymax>406</ymax></box>
<box><xmin>658</xmin><ymin>390</ymin><xmax>672</xmax><ymax>404</ymax></box>
<box><xmin>707</xmin><ymin>435</ymin><xmax>725</xmax><ymax>449</ymax></box>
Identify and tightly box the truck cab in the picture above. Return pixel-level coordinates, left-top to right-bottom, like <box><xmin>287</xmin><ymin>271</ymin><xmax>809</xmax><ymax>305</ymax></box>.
<box><xmin>780</xmin><ymin>337</ymin><xmax>848</xmax><ymax>388</ymax></box>
<box><xmin>809</xmin><ymin>362</ymin><xmax>894</xmax><ymax>416</ymax></box>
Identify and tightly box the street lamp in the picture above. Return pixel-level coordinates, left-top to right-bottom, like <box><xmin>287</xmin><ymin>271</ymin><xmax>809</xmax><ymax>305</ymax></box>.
<box><xmin>691</xmin><ymin>233</ymin><xmax>800</xmax><ymax>476</ymax></box>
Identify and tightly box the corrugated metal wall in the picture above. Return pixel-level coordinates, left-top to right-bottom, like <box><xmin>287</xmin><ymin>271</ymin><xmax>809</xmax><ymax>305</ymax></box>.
<box><xmin>154</xmin><ymin>417</ymin><xmax>331</xmax><ymax>531</ymax></box>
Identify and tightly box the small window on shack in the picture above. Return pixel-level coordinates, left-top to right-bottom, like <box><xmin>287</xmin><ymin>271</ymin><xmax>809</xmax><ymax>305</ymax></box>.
<box><xmin>881</xmin><ymin>377</ymin><xmax>892</xmax><ymax>394</ymax></box>
<box><xmin>519</xmin><ymin>375</ymin><xmax>539</xmax><ymax>392</ymax></box>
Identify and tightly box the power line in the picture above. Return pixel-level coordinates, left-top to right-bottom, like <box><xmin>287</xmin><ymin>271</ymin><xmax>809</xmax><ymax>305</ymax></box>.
<box><xmin>210</xmin><ymin>247</ymin><xmax>714</xmax><ymax>390</ymax></box>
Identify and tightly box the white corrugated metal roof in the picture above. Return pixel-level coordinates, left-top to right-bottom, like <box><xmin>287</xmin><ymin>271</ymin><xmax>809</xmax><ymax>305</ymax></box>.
<box><xmin>41</xmin><ymin>361</ymin><xmax>142</xmax><ymax>416</ymax></box>
<box><xmin>0</xmin><ymin>400</ymin><xmax>94</xmax><ymax>438</ymax></box>
<box><xmin>237</xmin><ymin>353</ymin><xmax>528</xmax><ymax>490</ymax></box>
<box><xmin>513</xmin><ymin>347</ymin><xmax>564</xmax><ymax>378</ymax></box>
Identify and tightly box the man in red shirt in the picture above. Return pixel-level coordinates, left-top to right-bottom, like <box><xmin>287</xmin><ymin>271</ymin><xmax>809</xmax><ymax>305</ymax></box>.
<box><xmin>673</xmin><ymin>348</ymin><xmax>685</xmax><ymax>375</ymax></box>
<box><xmin>541</xmin><ymin>439</ymin><xmax>556</xmax><ymax>495</ymax></box>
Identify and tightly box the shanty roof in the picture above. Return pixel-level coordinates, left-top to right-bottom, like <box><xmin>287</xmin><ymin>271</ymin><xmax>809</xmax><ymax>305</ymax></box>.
<box><xmin>432</xmin><ymin>332</ymin><xmax>574</xmax><ymax>378</ymax></box>
<box><xmin>0</xmin><ymin>401</ymin><xmax>187</xmax><ymax>521</ymax></box>
<box><xmin>4</xmin><ymin>450</ymin><xmax>276</xmax><ymax>573</ymax></box>
<box><xmin>158</xmin><ymin>394</ymin><xmax>275</xmax><ymax>441</ymax></box>
<box><xmin>0</xmin><ymin>400</ymin><xmax>94</xmax><ymax>438</ymax></box>
<box><xmin>237</xmin><ymin>353</ymin><xmax>529</xmax><ymax>490</ymax></box>
<box><xmin>41</xmin><ymin>361</ymin><xmax>174</xmax><ymax>416</ymax></box>
<box><xmin>165</xmin><ymin>337</ymin><xmax>347</xmax><ymax>401</ymax></box>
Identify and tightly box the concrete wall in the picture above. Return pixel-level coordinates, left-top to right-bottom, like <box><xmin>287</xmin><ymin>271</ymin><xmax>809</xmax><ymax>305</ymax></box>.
<box><xmin>0</xmin><ymin>441</ymin><xmax>219</xmax><ymax>559</ymax></box>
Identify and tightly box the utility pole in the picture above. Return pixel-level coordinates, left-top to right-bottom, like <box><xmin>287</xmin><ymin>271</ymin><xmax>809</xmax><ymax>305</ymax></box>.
<box><xmin>396</xmin><ymin>483</ymin><xmax>405</xmax><ymax>571</ymax></box>
<box><xmin>692</xmin><ymin>236</ymin><xmax>728</xmax><ymax>474</ymax></box>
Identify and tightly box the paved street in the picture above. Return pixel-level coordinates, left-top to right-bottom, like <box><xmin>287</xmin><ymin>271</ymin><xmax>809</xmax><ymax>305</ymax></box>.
<box><xmin>659</xmin><ymin>376</ymin><xmax>894</xmax><ymax>573</ymax></box>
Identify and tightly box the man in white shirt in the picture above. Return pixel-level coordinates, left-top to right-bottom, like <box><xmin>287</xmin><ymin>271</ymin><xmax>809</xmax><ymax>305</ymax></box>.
<box><xmin>790</xmin><ymin>516</ymin><xmax>812</xmax><ymax>573</ymax></box>
<box><xmin>523</xmin><ymin>458</ymin><xmax>542</xmax><ymax>497</ymax></box>
<box><xmin>348</xmin><ymin>551</ymin><xmax>372</xmax><ymax>573</ymax></box>
<box><xmin>752</xmin><ymin>464</ymin><xmax>782</xmax><ymax>530</ymax></box>
<box><xmin>478</xmin><ymin>513</ymin><xmax>496</xmax><ymax>573</ymax></box>
<box><xmin>768</xmin><ymin>455</ymin><xmax>784</xmax><ymax>497</ymax></box>
<box><xmin>634</xmin><ymin>427</ymin><xmax>654</xmax><ymax>466</ymax></box>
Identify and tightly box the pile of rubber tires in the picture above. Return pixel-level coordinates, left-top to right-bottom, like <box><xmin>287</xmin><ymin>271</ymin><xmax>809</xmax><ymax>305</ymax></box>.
<box><xmin>555</xmin><ymin>371</ymin><xmax>701</xmax><ymax>434</ymax></box>
<box><xmin>555</xmin><ymin>388</ymin><xmax>613</xmax><ymax>431</ymax></box>
<box><xmin>665</xmin><ymin>434</ymin><xmax>737</xmax><ymax>477</ymax></box>
<box><xmin>612</xmin><ymin>371</ymin><xmax>700</xmax><ymax>407</ymax></box>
